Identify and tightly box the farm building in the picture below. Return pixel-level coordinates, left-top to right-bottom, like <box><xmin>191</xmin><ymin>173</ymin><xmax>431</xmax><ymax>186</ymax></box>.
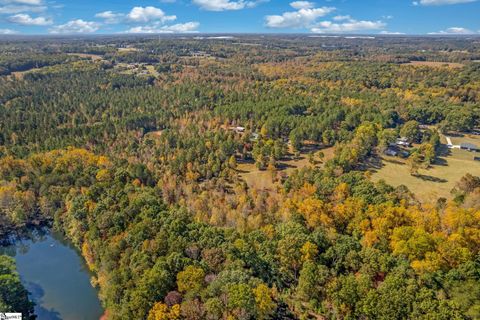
<box><xmin>384</xmin><ymin>148</ymin><xmax>398</xmax><ymax>156</ymax></box>
<box><xmin>396</xmin><ymin>137</ymin><xmax>411</xmax><ymax>147</ymax></box>
<box><xmin>460</xmin><ymin>143</ymin><xmax>479</xmax><ymax>152</ymax></box>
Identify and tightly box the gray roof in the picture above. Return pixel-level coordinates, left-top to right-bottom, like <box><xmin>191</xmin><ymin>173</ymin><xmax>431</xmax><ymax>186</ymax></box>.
<box><xmin>461</xmin><ymin>143</ymin><xmax>479</xmax><ymax>150</ymax></box>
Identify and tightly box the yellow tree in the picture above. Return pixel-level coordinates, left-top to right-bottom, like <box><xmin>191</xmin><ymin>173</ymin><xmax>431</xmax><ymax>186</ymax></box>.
<box><xmin>147</xmin><ymin>302</ymin><xmax>180</xmax><ymax>320</ymax></box>
<box><xmin>253</xmin><ymin>284</ymin><xmax>276</xmax><ymax>320</ymax></box>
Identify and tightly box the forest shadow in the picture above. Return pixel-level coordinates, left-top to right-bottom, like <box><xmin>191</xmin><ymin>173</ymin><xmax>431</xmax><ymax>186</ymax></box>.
<box><xmin>300</xmin><ymin>144</ymin><xmax>323</xmax><ymax>153</ymax></box>
<box><xmin>414</xmin><ymin>174</ymin><xmax>448</xmax><ymax>183</ymax></box>
<box><xmin>25</xmin><ymin>281</ymin><xmax>62</xmax><ymax>320</ymax></box>
<box><xmin>277</xmin><ymin>162</ymin><xmax>297</xmax><ymax>170</ymax></box>
<box><xmin>436</xmin><ymin>144</ymin><xmax>452</xmax><ymax>158</ymax></box>
<box><xmin>361</xmin><ymin>156</ymin><xmax>385</xmax><ymax>172</ymax></box>
<box><xmin>383</xmin><ymin>158</ymin><xmax>405</xmax><ymax>165</ymax></box>
<box><xmin>447</xmin><ymin>132</ymin><xmax>465</xmax><ymax>138</ymax></box>
<box><xmin>434</xmin><ymin>157</ymin><xmax>449</xmax><ymax>166</ymax></box>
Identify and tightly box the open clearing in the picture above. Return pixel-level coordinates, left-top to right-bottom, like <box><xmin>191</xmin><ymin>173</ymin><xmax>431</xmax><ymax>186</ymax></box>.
<box><xmin>402</xmin><ymin>61</ymin><xmax>464</xmax><ymax>68</ymax></box>
<box><xmin>371</xmin><ymin>139</ymin><xmax>480</xmax><ymax>203</ymax></box>
<box><xmin>114</xmin><ymin>63</ymin><xmax>159</xmax><ymax>77</ymax></box>
<box><xmin>67</xmin><ymin>53</ymin><xmax>103</xmax><ymax>61</ymax></box>
<box><xmin>11</xmin><ymin>67</ymin><xmax>44</xmax><ymax>79</ymax></box>
<box><xmin>238</xmin><ymin>146</ymin><xmax>335</xmax><ymax>191</ymax></box>
<box><xmin>118</xmin><ymin>47</ymin><xmax>141</xmax><ymax>52</ymax></box>
<box><xmin>449</xmin><ymin>133</ymin><xmax>480</xmax><ymax>146</ymax></box>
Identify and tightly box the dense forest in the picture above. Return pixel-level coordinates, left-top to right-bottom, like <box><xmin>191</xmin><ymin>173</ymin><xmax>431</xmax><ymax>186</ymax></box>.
<box><xmin>1</xmin><ymin>35</ymin><xmax>480</xmax><ymax>320</ymax></box>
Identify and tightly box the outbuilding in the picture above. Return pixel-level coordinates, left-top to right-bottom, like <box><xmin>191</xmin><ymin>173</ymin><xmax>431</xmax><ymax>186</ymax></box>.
<box><xmin>385</xmin><ymin>148</ymin><xmax>398</xmax><ymax>156</ymax></box>
<box><xmin>460</xmin><ymin>143</ymin><xmax>480</xmax><ymax>152</ymax></box>
<box><xmin>396</xmin><ymin>137</ymin><xmax>411</xmax><ymax>147</ymax></box>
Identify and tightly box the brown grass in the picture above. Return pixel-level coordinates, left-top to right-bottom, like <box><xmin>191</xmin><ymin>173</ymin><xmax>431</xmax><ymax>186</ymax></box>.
<box><xmin>402</xmin><ymin>61</ymin><xmax>464</xmax><ymax>68</ymax></box>
<box><xmin>118</xmin><ymin>47</ymin><xmax>140</xmax><ymax>52</ymax></box>
<box><xmin>237</xmin><ymin>146</ymin><xmax>335</xmax><ymax>190</ymax></box>
<box><xmin>449</xmin><ymin>133</ymin><xmax>480</xmax><ymax>146</ymax></box>
<box><xmin>67</xmin><ymin>53</ymin><xmax>103</xmax><ymax>61</ymax></box>
<box><xmin>371</xmin><ymin>144</ymin><xmax>480</xmax><ymax>203</ymax></box>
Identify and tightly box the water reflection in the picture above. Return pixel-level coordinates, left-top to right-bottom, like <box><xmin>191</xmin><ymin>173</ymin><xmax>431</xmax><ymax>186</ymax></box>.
<box><xmin>1</xmin><ymin>228</ymin><xmax>103</xmax><ymax>320</ymax></box>
<box><xmin>25</xmin><ymin>281</ymin><xmax>62</xmax><ymax>320</ymax></box>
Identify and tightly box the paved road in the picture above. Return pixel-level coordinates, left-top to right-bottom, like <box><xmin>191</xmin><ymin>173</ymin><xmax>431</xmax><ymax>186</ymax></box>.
<box><xmin>445</xmin><ymin>136</ymin><xmax>461</xmax><ymax>149</ymax></box>
<box><xmin>446</xmin><ymin>136</ymin><xmax>453</xmax><ymax>145</ymax></box>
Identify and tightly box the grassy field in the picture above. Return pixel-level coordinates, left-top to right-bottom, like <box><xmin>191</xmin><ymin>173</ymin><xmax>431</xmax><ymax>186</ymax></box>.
<box><xmin>118</xmin><ymin>47</ymin><xmax>140</xmax><ymax>52</ymax></box>
<box><xmin>11</xmin><ymin>67</ymin><xmax>44</xmax><ymax>80</ymax></box>
<box><xmin>402</xmin><ymin>61</ymin><xmax>465</xmax><ymax>68</ymax></box>
<box><xmin>450</xmin><ymin>133</ymin><xmax>480</xmax><ymax>146</ymax></box>
<box><xmin>237</xmin><ymin>146</ymin><xmax>335</xmax><ymax>190</ymax></box>
<box><xmin>67</xmin><ymin>53</ymin><xmax>103</xmax><ymax>61</ymax></box>
<box><xmin>115</xmin><ymin>63</ymin><xmax>159</xmax><ymax>77</ymax></box>
<box><xmin>371</xmin><ymin>139</ymin><xmax>480</xmax><ymax>203</ymax></box>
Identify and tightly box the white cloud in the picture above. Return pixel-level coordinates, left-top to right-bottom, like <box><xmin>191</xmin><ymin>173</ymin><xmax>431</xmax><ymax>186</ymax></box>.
<box><xmin>265</xmin><ymin>5</ymin><xmax>335</xmax><ymax>28</ymax></box>
<box><xmin>126</xmin><ymin>6</ymin><xmax>176</xmax><ymax>23</ymax></box>
<box><xmin>333</xmin><ymin>15</ymin><xmax>351</xmax><ymax>21</ymax></box>
<box><xmin>428</xmin><ymin>27</ymin><xmax>476</xmax><ymax>34</ymax></box>
<box><xmin>95</xmin><ymin>11</ymin><xmax>124</xmax><ymax>24</ymax></box>
<box><xmin>8</xmin><ymin>13</ymin><xmax>52</xmax><ymax>25</ymax></box>
<box><xmin>380</xmin><ymin>31</ymin><xmax>406</xmax><ymax>35</ymax></box>
<box><xmin>413</xmin><ymin>0</ymin><xmax>477</xmax><ymax>5</ymax></box>
<box><xmin>192</xmin><ymin>0</ymin><xmax>263</xmax><ymax>11</ymax></box>
<box><xmin>311</xmin><ymin>18</ymin><xmax>386</xmax><ymax>33</ymax></box>
<box><xmin>0</xmin><ymin>4</ymin><xmax>46</xmax><ymax>14</ymax></box>
<box><xmin>0</xmin><ymin>28</ymin><xmax>19</xmax><ymax>34</ymax></box>
<box><xmin>0</xmin><ymin>0</ymin><xmax>43</xmax><ymax>5</ymax></box>
<box><xmin>49</xmin><ymin>19</ymin><xmax>100</xmax><ymax>34</ymax></box>
<box><xmin>290</xmin><ymin>1</ymin><xmax>315</xmax><ymax>9</ymax></box>
<box><xmin>125</xmin><ymin>21</ymin><xmax>200</xmax><ymax>33</ymax></box>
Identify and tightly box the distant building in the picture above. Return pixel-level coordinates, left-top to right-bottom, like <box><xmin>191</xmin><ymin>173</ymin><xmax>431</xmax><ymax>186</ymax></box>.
<box><xmin>400</xmin><ymin>150</ymin><xmax>410</xmax><ymax>158</ymax></box>
<box><xmin>396</xmin><ymin>137</ymin><xmax>411</xmax><ymax>147</ymax></box>
<box><xmin>384</xmin><ymin>148</ymin><xmax>398</xmax><ymax>156</ymax></box>
<box><xmin>460</xmin><ymin>143</ymin><xmax>479</xmax><ymax>152</ymax></box>
<box><xmin>229</xmin><ymin>126</ymin><xmax>246</xmax><ymax>134</ymax></box>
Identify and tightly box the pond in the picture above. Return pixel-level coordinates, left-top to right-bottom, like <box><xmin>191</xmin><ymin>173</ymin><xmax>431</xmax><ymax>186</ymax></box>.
<box><xmin>0</xmin><ymin>229</ymin><xmax>104</xmax><ymax>320</ymax></box>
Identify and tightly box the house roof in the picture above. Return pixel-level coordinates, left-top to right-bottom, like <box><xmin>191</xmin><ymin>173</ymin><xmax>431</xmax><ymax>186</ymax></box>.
<box><xmin>461</xmin><ymin>143</ymin><xmax>479</xmax><ymax>150</ymax></box>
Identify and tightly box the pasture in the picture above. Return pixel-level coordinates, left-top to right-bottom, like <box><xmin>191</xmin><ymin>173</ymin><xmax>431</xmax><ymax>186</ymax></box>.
<box><xmin>371</xmin><ymin>140</ymin><xmax>480</xmax><ymax>203</ymax></box>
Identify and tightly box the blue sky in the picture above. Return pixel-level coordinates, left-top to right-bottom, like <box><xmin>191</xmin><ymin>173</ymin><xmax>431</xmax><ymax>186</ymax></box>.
<box><xmin>0</xmin><ymin>0</ymin><xmax>479</xmax><ymax>35</ymax></box>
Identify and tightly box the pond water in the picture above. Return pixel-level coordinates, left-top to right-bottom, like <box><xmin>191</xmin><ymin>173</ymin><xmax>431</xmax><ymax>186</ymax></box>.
<box><xmin>0</xmin><ymin>230</ymin><xmax>104</xmax><ymax>320</ymax></box>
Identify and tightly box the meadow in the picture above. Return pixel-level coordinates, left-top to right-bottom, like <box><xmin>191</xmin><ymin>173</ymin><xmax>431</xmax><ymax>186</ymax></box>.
<box><xmin>372</xmin><ymin>135</ymin><xmax>480</xmax><ymax>202</ymax></box>
<box><xmin>238</xmin><ymin>146</ymin><xmax>335</xmax><ymax>191</ymax></box>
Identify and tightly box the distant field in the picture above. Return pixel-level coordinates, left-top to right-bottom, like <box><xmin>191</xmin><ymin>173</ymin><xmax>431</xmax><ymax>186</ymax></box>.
<box><xmin>11</xmin><ymin>67</ymin><xmax>44</xmax><ymax>79</ymax></box>
<box><xmin>371</xmin><ymin>141</ymin><xmax>480</xmax><ymax>203</ymax></box>
<box><xmin>118</xmin><ymin>47</ymin><xmax>140</xmax><ymax>52</ymax></box>
<box><xmin>237</xmin><ymin>162</ymin><xmax>277</xmax><ymax>191</ymax></box>
<box><xmin>238</xmin><ymin>146</ymin><xmax>335</xmax><ymax>190</ymax></box>
<box><xmin>402</xmin><ymin>61</ymin><xmax>464</xmax><ymax>68</ymax></box>
<box><xmin>115</xmin><ymin>63</ymin><xmax>159</xmax><ymax>77</ymax></box>
<box><xmin>67</xmin><ymin>53</ymin><xmax>103</xmax><ymax>61</ymax></box>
